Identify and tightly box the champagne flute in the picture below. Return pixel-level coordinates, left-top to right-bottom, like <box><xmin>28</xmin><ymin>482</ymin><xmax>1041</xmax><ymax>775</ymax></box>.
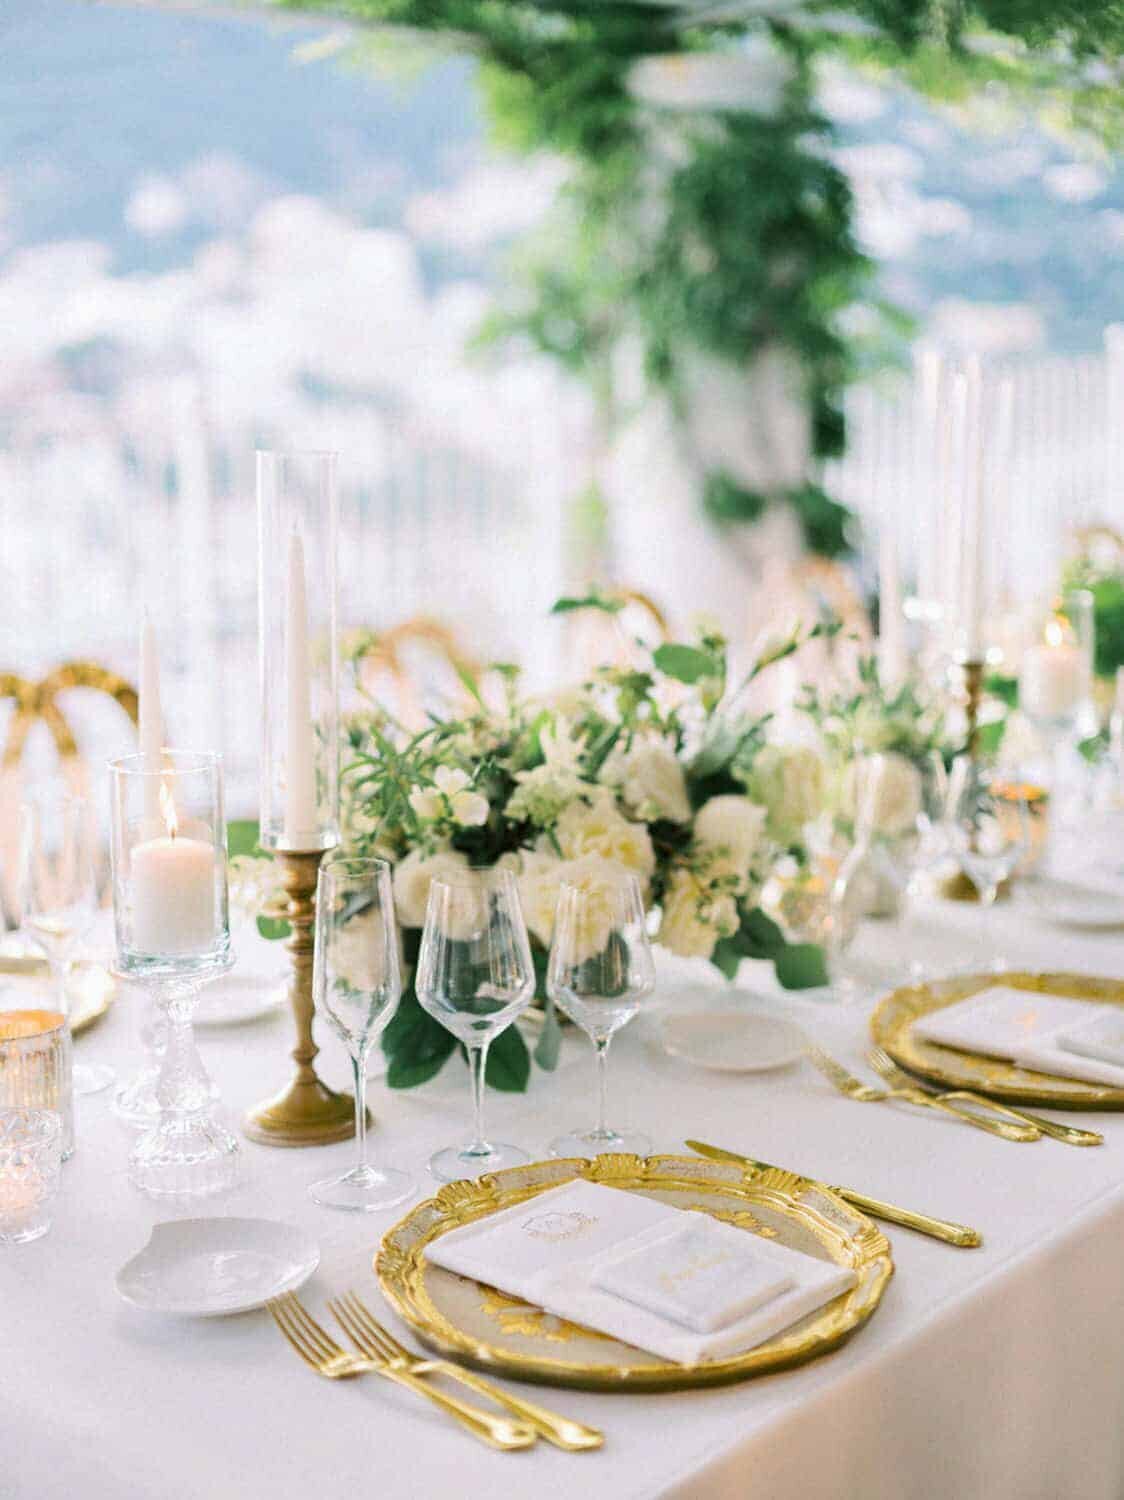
<box><xmin>415</xmin><ymin>870</ymin><xmax>534</xmax><ymax>1183</ymax></box>
<box><xmin>309</xmin><ymin>858</ymin><xmax>414</xmax><ymax>1211</ymax></box>
<box><xmin>547</xmin><ymin>871</ymin><xmax>655</xmax><ymax>1158</ymax></box>
<box><xmin>19</xmin><ymin>783</ymin><xmax>115</xmax><ymax>1095</ymax></box>
<box><xmin>946</xmin><ymin>756</ymin><xmax>1028</xmax><ymax>972</ymax></box>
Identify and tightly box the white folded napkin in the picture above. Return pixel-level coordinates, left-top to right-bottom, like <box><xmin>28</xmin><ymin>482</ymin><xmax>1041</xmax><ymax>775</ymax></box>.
<box><xmin>912</xmin><ymin>986</ymin><xmax>1124</xmax><ymax>1087</ymax></box>
<box><xmin>424</xmin><ymin>1180</ymin><xmax>856</xmax><ymax>1366</ymax></box>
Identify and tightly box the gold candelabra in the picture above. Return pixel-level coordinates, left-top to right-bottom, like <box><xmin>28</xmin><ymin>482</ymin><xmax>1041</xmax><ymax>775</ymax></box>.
<box><xmin>244</xmin><ymin>849</ymin><xmax>360</xmax><ymax>1146</ymax></box>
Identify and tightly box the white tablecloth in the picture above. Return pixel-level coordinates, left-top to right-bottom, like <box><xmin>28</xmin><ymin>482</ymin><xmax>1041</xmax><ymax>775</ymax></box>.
<box><xmin>7</xmin><ymin>844</ymin><xmax>1124</xmax><ymax>1500</ymax></box>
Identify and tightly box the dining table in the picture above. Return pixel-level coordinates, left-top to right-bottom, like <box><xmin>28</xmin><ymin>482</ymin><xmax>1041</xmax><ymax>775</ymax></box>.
<box><xmin>7</xmin><ymin>817</ymin><xmax>1124</xmax><ymax>1500</ymax></box>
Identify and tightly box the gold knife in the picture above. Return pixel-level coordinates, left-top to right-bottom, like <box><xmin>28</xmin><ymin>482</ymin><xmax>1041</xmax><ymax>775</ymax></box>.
<box><xmin>685</xmin><ymin>1139</ymin><xmax>982</xmax><ymax>1249</ymax></box>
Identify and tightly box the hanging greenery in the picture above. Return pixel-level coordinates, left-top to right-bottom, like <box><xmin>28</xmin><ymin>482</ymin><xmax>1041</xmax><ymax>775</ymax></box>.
<box><xmin>276</xmin><ymin>0</ymin><xmax>1122</xmax><ymax>556</ymax></box>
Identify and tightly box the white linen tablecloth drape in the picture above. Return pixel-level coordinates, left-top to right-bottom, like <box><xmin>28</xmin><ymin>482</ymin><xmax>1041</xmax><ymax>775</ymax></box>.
<box><xmin>6</xmin><ymin>829</ymin><xmax>1124</xmax><ymax>1500</ymax></box>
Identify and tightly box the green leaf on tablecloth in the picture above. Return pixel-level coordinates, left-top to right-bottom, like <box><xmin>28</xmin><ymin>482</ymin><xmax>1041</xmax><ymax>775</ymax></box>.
<box><xmin>710</xmin><ymin>936</ymin><xmax>743</xmax><ymax>982</ymax></box>
<box><xmin>533</xmin><ymin>995</ymin><xmax>563</xmax><ymax>1071</ymax></box>
<box><xmin>227</xmin><ymin>819</ymin><xmax>262</xmax><ymax>858</ymax></box>
<box><xmin>387</xmin><ymin>1052</ymin><xmax>454</xmax><ymax>1089</ymax></box>
<box><xmin>740</xmin><ymin>907</ymin><xmax>786</xmax><ymax>958</ymax></box>
<box><xmin>652</xmin><ymin>644</ymin><xmax>723</xmax><ymax>685</ymax></box>
<box><xmin>775</xmin><ymin>944</ymin><xmax>829</xmax><ymax>990</ymax></box>
<box><xmin>256</xmin><ymin>915</ymin><xmax>291</xmax><ymax>941</ymax></box>
<box><xmin>382</xmin><ymin>986</ymin><xmax>456</xmax><ymax>1087</ymax></box>
<box><xmin>486</xmin><ymin>1025</ymin><xmax>531</xmax><ymax>1092</ymax></box>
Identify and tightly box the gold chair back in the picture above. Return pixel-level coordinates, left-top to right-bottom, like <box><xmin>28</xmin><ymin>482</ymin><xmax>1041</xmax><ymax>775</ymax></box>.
<box><xmin>0</xmin><ymin>663</ymin><xmax>138</xmax><ymax>924</ymax></box>
<box><xmin>348</xmin><ymin>619</ymin><xmax>484</xmax><ymax>728</ymax></box>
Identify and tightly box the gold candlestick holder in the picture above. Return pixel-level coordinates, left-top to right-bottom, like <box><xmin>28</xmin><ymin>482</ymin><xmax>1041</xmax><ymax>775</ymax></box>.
<box><xmin>941</xmin><ymin>657</ymin><xmax>995</xmax><ymax>902</ymax></box>
<box><xmin>244</xmin><ymin>849</ymin><xmax>359</xmax><ymax>1146</ymax></box>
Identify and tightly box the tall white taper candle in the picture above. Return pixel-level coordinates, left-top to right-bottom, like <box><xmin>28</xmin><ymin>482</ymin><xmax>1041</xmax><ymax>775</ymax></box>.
<box><xmin>284</xmin><ymin>528</ymin><xmax>319</xmax><ymax>847</ymax></box>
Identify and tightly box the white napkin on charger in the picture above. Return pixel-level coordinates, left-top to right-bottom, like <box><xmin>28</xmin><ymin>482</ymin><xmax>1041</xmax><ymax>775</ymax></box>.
<box><xmin>424</xmin><ymin>1181</ymin><xmax>856</xmax><ymax>1367</ymax></box>
<box><xmin>912</xmin><ymin>986</ymin><xmax>1124</xmax><ymax>1088</ymax></box>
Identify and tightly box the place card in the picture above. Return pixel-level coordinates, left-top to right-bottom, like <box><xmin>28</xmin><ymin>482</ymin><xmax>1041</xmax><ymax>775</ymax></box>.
<box><xmin>591</xmin><ymin>1217</ymin><xmax>794</xmax><ymax>1332</ymax></box>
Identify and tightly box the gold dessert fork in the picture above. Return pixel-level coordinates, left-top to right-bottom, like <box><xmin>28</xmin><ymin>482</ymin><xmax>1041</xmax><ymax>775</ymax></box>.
<box><xmin>866</xmin><ymin>1047</ymin><xmax>1101</xmax><ymax>1147</ymax></box>
<box><xmin>330</xmin><ymin>1291</ymin><xmax>603</xmax><ymax>1452</ymax></box>
<box><xmin>266</xmin><ymin>1293</ymin><xmax>535</xmax><ymax>1451</ymax></box>
<box><xmin>805</xmin><ymin>1045</ymin><xmax>1040</xmax><ymax>1141</ymax></box>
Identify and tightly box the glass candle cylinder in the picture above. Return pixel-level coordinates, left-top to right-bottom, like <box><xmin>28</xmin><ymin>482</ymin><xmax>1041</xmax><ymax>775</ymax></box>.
<box><xmin>0</xmin><ymin>1109</ymin><xmax>63</xmax><ymax>1244</ymax></box>
<box><xmin>109</xmin><ymin>751</ymin><xmax>231</xmax><ymax>976</ymax></box>
<box><xmin>257</xmin><ymin>450</ymin><xmax>340</xmax><ymax>854</ymax></box>
<box><xmin>1018</xmin><ymin>591</ymin><xmax>1094</xmax><ymax>734</ymax></box>
<box><xmin>0</xmin><ymin>1011</ymin><xmax>73</xmax><ymax>1161</ymax></box>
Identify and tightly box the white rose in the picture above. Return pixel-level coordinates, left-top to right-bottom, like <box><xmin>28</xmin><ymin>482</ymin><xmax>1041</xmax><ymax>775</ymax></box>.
<box><xmin>745</xmin><ymin>745</ymin><xmax>826</xmax><ymax>844</ymax></box>
<box><xmin>408</xmin><ymin>786</ymin><xmax>444</xmax><ymax>821</ymax></box>
<box><xmin>328</xmin><ymin>907</ymin><xmax>394</xmax><ymax>995</ymax></box>
<box><xmin>657</xmin><ymin>868</ymin><xmax>737</xmax><ymax>961</ymax></box>
<box><xmin>618</xmin><ymin>742</ymin><xmax>692</xmax><ymax>824</ymax></box>
<box><xmin>556</xmin><ymin>791</ymin><xmax>656</xmax><ymax>884</ymax></box>
<box><xmin>392</xmin><ymin>847</ymin><xmax>472</xmax><ymax>928</ymax></box>
<box><xmin>694</xmin><ymin>795</ymin><xmax>767</xmax><ymax>888</ymax></box>
<box><xmin>514</xmin><ymin>849</ymin><xmax>568</xmax><ymax>948</ymax></box>
<box><xmin>551</xmin><ymin>854</ymin><xmax>631</xmax><ymax>966</ymax></box>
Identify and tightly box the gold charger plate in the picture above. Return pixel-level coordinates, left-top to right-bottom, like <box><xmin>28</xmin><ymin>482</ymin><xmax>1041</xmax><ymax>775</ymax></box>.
<box><xmin>0</xmin><ymin>956</ymin><xmax>116</xmax><ymax>1036</ymax></box>
<box><xmin>375</xmin><ymin>1153</ymin><xmax>892</xmax><ymax>1392</ymax></box>
<box><xmin>871</xmin><ymin>969</ymin><xmax>1124</xmax><ymax>1109</ymax></box>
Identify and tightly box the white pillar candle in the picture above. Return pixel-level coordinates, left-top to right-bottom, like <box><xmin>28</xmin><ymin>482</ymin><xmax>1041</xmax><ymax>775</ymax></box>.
<box><xmin>283</xmin><ymin>529</ymin><xmax>319</xmax><ymax>847</ymax></box>
<box><xmin>138</xmin><ymin>613</ymin><xmax>164</xmax><ymax>819</ymax></box>
<box><xmin>132</xmin><ymin>781</ymin><xmax>216</xmax><ymax>955</ymax></box>
<box><xmin>877</xmin><ymin>524</ymin><xmax>905</xmax><ymax>688</ymax></box>
<box><xmin>132</xmin><ymin>830</ymin><xmax>216</xmax><ymax>956</ymax></box>
<box><xmin>1019</xmin><ymin>622</ymin><xmax>1086</xmax><ymax>722</ymax></box>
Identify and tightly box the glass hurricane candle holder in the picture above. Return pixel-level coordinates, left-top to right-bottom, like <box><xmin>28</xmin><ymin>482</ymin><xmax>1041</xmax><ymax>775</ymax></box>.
<box><xmin>0</xmin><ymin>1109</ymin><xmax>63</xmax><ymax>1245</ymax></box>
<box><xmin>257</xmin><ymin>449</ymin><xmax>340</xmax><ymax>857</ymax></box>
<box><xmin>109</xmin><ymin>751</ymin><xmax>238</xmax><ymax>1198</ymax></box>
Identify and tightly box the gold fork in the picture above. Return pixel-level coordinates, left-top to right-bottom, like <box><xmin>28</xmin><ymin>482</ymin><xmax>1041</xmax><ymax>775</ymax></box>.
<box><xmin>806</xmin><ymin>1045</ymin><xmax>1040</xmax><ymax>1142</ymax></box>
<box><xmin>265</xmin><ymin>1293</ymin><xmax>535</xmax><ymax>1451</ymax></box>
<box><xmin>330</xmin><ymin>1291</ymin><xmax>603</xmax><ymax>1452</ymax></box>
<box><xmin>866</xmin><ymin>1047</ymin><xmax>1102</xmax><ymax>1148</ymax></box>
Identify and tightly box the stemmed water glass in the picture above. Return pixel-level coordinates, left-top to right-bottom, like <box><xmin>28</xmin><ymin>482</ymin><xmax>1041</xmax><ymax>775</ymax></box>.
<box><xmin>901</xmin><ymin>750</ymin><xmax>951</xmax><ymax>980</ymax></box>
<box><xmin>19</xmin><ymin>783</ymin><xmax>115</xmax><ymax>1096</ymax></box>
<box><xmin>547</xmin><ymin>872</ymin><xmax>655</xmax><ymax>1158</ymax></box>
<box><xmin>415</xmin><ymin>870</ymin><xmax>534</xmax><ymax>1182</ymax></box>
<box><xmin>946</xmin><ymin>755</ymin><xmax>1029</xmax><ymax>972</ymax></box>
<box><xmin>308</xmin><ymin>858</ymin><xmax>414</xmax><ymax>1212</ymax></box>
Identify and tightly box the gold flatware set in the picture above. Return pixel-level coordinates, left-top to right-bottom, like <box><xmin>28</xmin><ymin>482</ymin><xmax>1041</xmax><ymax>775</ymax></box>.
<box><xmin>267</xmin><ymin>1289</ymin><xmax>603</xmax><ymax>1452</ymax></box>
<box><xmin>807</xmin><ymin>1044</ymin><xmax>1101</xmax><ymax>1147</ymax></box>
<box><xmin>685</xmin><ymin>1139</ymin><xmax>982</xmax><ymax>1249</ymax></box>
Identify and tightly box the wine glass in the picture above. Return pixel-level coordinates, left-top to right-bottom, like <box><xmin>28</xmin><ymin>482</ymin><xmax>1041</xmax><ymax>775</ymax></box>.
<box><xmin>309</xmin><ymin>858</ymin><xmax>413</xmax><ymax>1212</ymax></box>
<box><xmin>19</xmin><ymin>783</ymin><xmax>115</xmax><ymax>1095</ymax></box>
<box><xmin>415</xmin><ymin>869</ymin><xmax>534</xmax><ymax>1182</ymax></box>
<box><xmin>547</xmin><ymin>871</ymin><xmax>655</xmax><ymax>1158</ymax></box>
<box><xmin>946</xmin><ymin>756</ymin><xmax>1029</xmax><ymax>972</ymax></box>
<box><xmin>901</xmin><ymin>750</ymin><xmax>951</xmax><ymax>980</ymax></box>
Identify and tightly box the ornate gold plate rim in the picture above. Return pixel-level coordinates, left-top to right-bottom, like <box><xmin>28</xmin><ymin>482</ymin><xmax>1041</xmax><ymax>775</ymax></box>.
<box><xmin>0</xmin><ymin>956</ymin><xmax>115</xmax><ymax>1036</ymax></box>
<box><xmin>375</xmin><ymin>1152</ymin><xmax>893</xmax><ymax>1392</ymax></box>
<box><xmin>871</xmin><ymin>969</ymin><xmax>1124</xmax><ymax>1109</ymax></box>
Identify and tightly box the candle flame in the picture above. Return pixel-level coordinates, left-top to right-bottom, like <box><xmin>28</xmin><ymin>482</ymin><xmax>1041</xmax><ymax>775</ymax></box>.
<box><xmin>159</xmin><ymin>779</ymin><xmax>178</xmax><ymax>840</ymax></box>
<box><xmin>1044</xmin><ymin>617</ymin><xmax>1065</xmax><ymax>649</ymax></box>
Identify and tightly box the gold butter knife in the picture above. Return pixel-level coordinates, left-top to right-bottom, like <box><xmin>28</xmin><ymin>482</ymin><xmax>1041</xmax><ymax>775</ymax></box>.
<box><xmin>685</xmin><ymin>1139</ymin><xmax>982</xmax><ymax>1249</ymax></box>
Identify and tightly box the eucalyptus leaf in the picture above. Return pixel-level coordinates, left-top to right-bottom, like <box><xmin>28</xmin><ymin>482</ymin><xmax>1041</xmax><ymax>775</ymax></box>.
<box><xmin>551</xmin><ymin>593</ymin><xmax>624</xmax><ymax>615</ymax></box>
<box><xmin>653</xmin><ymin>643</ymin><xmax>722</xmax><ymax>684</ymax></box>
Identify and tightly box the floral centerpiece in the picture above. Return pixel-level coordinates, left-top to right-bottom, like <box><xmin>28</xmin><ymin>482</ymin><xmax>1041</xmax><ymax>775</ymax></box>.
<box><xmin>341</xmin><ymin>604</ymin><xmax>838</xmax><ymax>1092</ymax></box>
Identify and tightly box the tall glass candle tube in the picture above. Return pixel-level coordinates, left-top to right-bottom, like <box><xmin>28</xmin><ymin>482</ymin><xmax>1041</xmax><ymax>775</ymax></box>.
<box><xmin>257</xmin><ymin>451</ymin><xmax>340</xmax><ymax>855</ymax></box>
